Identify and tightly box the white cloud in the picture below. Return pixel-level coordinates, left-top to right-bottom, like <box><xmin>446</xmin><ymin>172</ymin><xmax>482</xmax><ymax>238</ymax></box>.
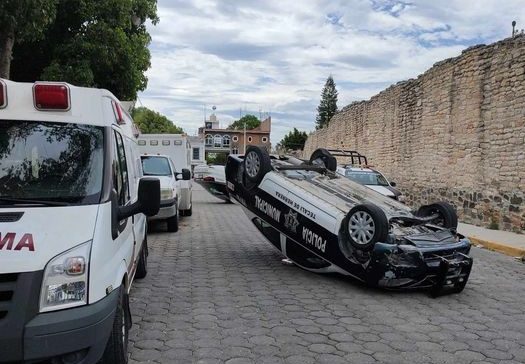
<box><xmin>138</xmin><ymin>0</ymin><xmax>525</xmax><ymax>144</ymax></box>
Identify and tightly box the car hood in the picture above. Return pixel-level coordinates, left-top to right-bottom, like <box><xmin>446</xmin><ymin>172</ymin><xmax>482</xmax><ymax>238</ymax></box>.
<box><xmin>156</xmin><ymin>175</ymin><xmax>175</xmax><ymax>188</ymax></box>
<box><xmin>366</xmin><ymin>185</ymin><xmax>395</xmax><ymax>197</ymax></box>
<box><xmin>0</xmin><ymin>205</ymin><xmax>98</xmax><ymax>273</ymax></box>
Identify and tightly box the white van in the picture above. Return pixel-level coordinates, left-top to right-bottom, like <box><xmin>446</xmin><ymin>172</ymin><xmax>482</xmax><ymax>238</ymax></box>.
<box><xmin>0</xmin><ymin>80</ymin><xmax>160</xmax><ymax>364</ymax></box>
<box><xmin>140</xmin><ymin>154</ymin><xmax>192</xmax><ymax>232</ymax></box>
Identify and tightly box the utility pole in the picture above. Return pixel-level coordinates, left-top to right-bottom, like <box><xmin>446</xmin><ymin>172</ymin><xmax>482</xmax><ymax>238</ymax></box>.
<box><xmin>243</xmin><ymin>122</ymin><xmax>247</xmax><ymax>154</ymax></box>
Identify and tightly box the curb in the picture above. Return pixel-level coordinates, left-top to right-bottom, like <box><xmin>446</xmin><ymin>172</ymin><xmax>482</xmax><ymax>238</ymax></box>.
<box><xmin>468</xmin><ymin>235</ymin><xmax>525</xmax><ymax>258</ymax></box>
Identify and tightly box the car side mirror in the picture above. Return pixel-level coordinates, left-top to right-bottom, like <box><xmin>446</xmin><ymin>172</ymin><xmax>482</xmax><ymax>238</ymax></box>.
<box><xmin>118</xmin><ymin>177</ymin><xmax>160</xmax><ymax>220</ymax></box>
<box><xmin>182</xmin><ymin>168</ymin><xmax>191</xmax><ymax>180</ymax></box>
<box><xmin>390</xmin><ymin>181</ymin><xmax>396</xmax><ymax>187</ymax></box>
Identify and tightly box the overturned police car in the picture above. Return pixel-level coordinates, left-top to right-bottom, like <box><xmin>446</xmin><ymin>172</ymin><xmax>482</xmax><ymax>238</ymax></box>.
<box><xmin>225</xmin><ymin>146</ymin><xmax>473</xmax><ymax>296</ymax></box>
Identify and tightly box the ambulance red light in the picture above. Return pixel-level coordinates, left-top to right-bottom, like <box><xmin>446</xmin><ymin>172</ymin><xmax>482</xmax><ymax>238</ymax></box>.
<box><xmin>0</xmin><ymin>80</ymin><xmax>6</xmax><ymax>109</ymax></box>
<box><xmin>112</xmin><ymin>100</ymin><xmax>125</xmax><ymax>124</ymax></box>
<box><xmin>33</xmin><ymin>83</ymin><xmax>70</xmax><ymax>110</ymax></box>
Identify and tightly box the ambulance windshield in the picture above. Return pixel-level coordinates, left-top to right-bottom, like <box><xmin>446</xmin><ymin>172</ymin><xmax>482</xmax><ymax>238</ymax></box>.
<box><xmin>0</xmin><ymin>120</ymin><xmax>104</xmax><ymax>205</ymax></box>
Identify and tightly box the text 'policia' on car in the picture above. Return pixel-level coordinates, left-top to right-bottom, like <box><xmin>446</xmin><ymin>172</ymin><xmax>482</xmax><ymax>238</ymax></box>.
<box><xmin>225</xmin><ymin>146</ymin><xmax>473</xmax><ymax>297</ymax></box>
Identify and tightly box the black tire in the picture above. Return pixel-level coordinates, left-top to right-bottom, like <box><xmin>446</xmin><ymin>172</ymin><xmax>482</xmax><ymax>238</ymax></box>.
<box><xmin>244</xmin><ymin>146</ymin><xmax>272</xmax><ymax>184</ymax></box>
<box><xmin>342</xmin><ymin>204</ymin><xmax>389</xmax><ymax>251</ymax></box>
<box><xmin>135</xmin><ymin>239</ymin><xmax>148</xmax><ymax>279</ymax></box>
<box><xmin>416</xmin><ymin>202</ymin><xmax>458</xmax><ymax>229</ymax></box>
<box><xmin>179</xmin><ymin>205</ymin><xmax>192</xmax><ymax>216</ymax></box>
<box><xmin>100</xmin><ymin>287</ymin><xmax>129</xmax><ymax>364</ymax></box>
<box><xmin>167</xmin><ymin>213</ymin><xmax>178</xmax><ymax>232</ymax></box>
<box><xmin>309</xmin><ymin>148</ymin><xmax>337</xmax><ymax>172</ymax></box>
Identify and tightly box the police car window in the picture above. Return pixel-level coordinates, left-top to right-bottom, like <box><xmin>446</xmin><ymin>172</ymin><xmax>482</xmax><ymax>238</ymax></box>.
<box><xmin>114</xmin><ymin>131</ymin><xmax>130</xmax><ymax>205</ymax></box>
<box><xmin>0</xmin><ymin>120</ymin><xmax>104</xmax><ymax>204</ymax></box>
<box><xmin>345</xmin><ymin>171</ymin><xmax>389</xmax><ymax>186</ymax></box>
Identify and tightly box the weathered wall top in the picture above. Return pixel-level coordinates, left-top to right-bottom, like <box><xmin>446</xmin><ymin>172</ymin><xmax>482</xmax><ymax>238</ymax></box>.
<box><xmin>304</xmin><ymin>35</ymin><xmax>525</xmax><ymax>232</ymax></box>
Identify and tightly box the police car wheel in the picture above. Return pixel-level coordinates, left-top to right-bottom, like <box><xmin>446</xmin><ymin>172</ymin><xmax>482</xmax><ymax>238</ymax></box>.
<box><xmin>309</xmin><ymin>148</ymin><xmax>337</xmax><ymax>172</ymax></box>
<box><xmin>244</xmin><ymin>146</ymin><xmax>271</xmax><ymax>184</ymax></box>
<box><xmin>100</xmin><ymin>287</ymin><xmax>129</xmax><ymax>364</ymax></box>
<box><xmin>344</xmin><ymin>204</ymin><xmax>388</xmax><ymax>251</ymax></box>
<box><xmin>416</xmin><ymin>201</ymin><xmax>458</xmax><ymax>229</ymax></box>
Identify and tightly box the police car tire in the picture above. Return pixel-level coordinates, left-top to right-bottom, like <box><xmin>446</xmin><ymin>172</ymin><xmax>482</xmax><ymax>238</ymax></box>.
<box><xmin>101</xmin><ymin>287</ymin><xmax>129</xmax><ymax>364</ymax></box>
<box><xmin>244</xmin><ymin>146</ymin><xmax>271</xmax><ymax>184</ymax></box>
<box><xmin>167</xmin><ymin>214</ymin><xmax>179</xmax><ymax>232</ymax></box>
<box><xmin>135</xmin><ymin>239</ymin><xmax>148</xmax><ymax>279</ymax></box>
<box><xmin>416</xmin><ymin>201</ymin><xmax>458</xmax><ymax>229</ymax></box>
<box><xmin>344</xmin><ymin>204</ymin><xmax>389</xmax><ymax>251</ymax></box>
<box><xmin>309</xmin><ymin>148</ymin><xmax>337</xmax><ymax>172</ymax></box>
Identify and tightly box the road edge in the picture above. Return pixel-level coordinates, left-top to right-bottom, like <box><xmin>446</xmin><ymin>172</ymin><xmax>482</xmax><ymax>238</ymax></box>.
<box><xmin>468</xmin><ymin>235</ymin><xmax>525</xmax><ymax>258</ymax></box>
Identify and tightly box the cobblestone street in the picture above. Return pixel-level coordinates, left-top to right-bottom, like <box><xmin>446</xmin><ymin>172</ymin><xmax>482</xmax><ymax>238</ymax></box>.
<box><xmin>129</xmin><ymin>187</ymin><xmax>525</xmax><ymax>364</ymax></box>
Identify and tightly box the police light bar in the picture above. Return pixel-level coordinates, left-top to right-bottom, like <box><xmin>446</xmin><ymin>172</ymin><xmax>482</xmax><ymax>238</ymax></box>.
<box><xmin>33</xmin><ymin>83</ymin><xmax>70</xmax><ymax>110</ymax></box>
<box><xmin>0</xmin><ymin>80</ymin><xmax>7</xmax><ymax>109</ymax></box>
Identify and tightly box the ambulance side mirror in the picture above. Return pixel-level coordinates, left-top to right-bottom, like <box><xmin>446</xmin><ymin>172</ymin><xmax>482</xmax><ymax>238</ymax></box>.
<box><xmin>181</xmin><ymin>168</ymin><xmax>191</xmax><ymax>180</ymax></box>
<box><xmin>117</xmin><ymin>177</ymin><xmax>160</xmax><ymax>221</ymax></box>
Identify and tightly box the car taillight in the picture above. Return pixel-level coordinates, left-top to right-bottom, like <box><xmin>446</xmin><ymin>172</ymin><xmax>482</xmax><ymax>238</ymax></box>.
<box><xmin>203</xmin><ymin>176</ymin><xmax>215</xmax><ymax>182</ymax></box>
<box><xmin>33</xmin><ymin>83</ymin><xmax>70</xmax><ymax>110</ymax></box>
<box><xmin>0</xmin><ymin>80</ymin><xmax>6</xmax><ymax>108</ymax></box>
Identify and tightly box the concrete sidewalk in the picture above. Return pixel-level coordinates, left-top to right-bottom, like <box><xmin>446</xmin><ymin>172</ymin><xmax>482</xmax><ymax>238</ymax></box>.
<box><xmin>458</xmin><ymin>222</ymin><xmax>525</xmax><ymax>259</ymax></box>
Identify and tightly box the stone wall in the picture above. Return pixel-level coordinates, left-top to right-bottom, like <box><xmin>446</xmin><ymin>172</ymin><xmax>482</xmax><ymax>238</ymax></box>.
<box><xmin>304</xmin><ymin>36</ymin><xmax>525</xmax><ymax>232</ymax></box>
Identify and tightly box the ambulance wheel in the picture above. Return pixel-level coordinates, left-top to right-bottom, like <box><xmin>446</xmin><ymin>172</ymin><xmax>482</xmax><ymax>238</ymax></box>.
<box><xmin>343</xmin><ymin>204</ymin><xmax>389</xmax><ymax>251</ymax></box>
<box><xmin>135</xmin><ymin>239</ymin><xmax>148</xmax><ymax>279</ymax></box>
<box><xmin>244</xmin><ymin>146</ymin><xmax>271</xmax><ymax>184</ymax></box>
<box><xmin>100</xmin><ymin>287</ymin><xmax>129</xmax><ymax>364</ymax></box>
<box><xmin>167</xmin><ymin>214</ymin><xmax>178</xmax><ymax>232</ymax></box>
<box><xmin>310</xmin><ymin>148</ymin><xmax>337</xmax><ymax>172</ymax></box>
<box><xmin>416</xmin><ymin>201</ymin><xmax>458</xmax><ymax>229</ymax></box>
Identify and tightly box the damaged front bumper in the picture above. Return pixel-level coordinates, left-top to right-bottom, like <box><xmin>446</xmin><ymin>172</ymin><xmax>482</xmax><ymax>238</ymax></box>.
<box><xmin>366</xmin><ymin>239</ymin><xmax>473</xmax><ymax>296</ymax></box>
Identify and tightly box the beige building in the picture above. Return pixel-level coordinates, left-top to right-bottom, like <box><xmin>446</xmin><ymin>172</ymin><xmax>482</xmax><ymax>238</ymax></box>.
<box><xmin>198</xmin><ymin>112</ymin><xmax>271</xmax><ymax>159</ymax></box>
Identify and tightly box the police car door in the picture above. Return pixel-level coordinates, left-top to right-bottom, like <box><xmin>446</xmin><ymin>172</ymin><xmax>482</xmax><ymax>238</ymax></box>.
<box><xmin>112</xmin><ymin>129</ymin><xmax>136</xmax><ymax>279</ymax></box>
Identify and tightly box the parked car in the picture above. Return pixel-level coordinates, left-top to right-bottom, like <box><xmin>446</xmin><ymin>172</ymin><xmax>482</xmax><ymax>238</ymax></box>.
<box><xmin>336</xmin><ymin>166</ymin><xmax>404</xmax><ymax>202</ymax></box>
<box><xmin>0</xmin><ymin>79</ymin><xmax>160</xmax><ymax>363</ymax></box>
<box><xmin>225</xmin><ymin>146</ymin><xmax>473</xmax><ymax>296</ymax></box>
<box><xmin>140</xmin><ymin>154</ymin><xmax>192</xmax><ymax>232</ymax></box>
<box><xmin>193</xmin><ymin>164</ymin><xmax>231</xmax><ymax>202</ymax></box>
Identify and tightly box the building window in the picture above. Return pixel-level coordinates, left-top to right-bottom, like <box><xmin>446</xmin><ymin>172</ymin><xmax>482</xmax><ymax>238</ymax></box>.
<box><xmin>223</xmin><ymin>135</ymin><xmax>230</xmax><ymax>147</ymax></box>
<box><xmin>214</xmin><ymin>135</ymin><xmax>222</xmax><ymax>148</ymax></box>
<box><xmin>150</xmin><ymin>140</ymin><xmax>158</xmax><ymax>146</ymax></box>
<box><xmin>231</xmin><ymin>147</ymin><xmax>239</xmax><ymax>154</ymax></box>
<box><xmin>247</xmin><ymin>136</ymin><xmax>253</xmax><ymax>143</ymax></box>
<box><xmin>205</xmin><ymin>135</ymin><xmax>213</xmax><ymax>146</ymax></box>
<box><xmin>205</xmin><ymin>122</ymin><xmax>212</xmax><ymax>129</ymax></box>
<box><xmin>262</xmin><ymin>137</ymin><xmax>268</xmax><ymax>143</ymax></box>
<box><xmin>138</xmin><ymin>140</ymin><xmax>146</xmax><ymax>146</ymax></box>
<box><xmin>174</xmin><ymin>140</ymin><xmax>182</xmax><ymax>145</ymax></box>
<box><xmin>232</xmin><ymin>136</ymin><xmax>239</xmax><ymax>142</ymax></box>
<box><xmin>193</xmin><ymin>147</ymin><xmax>200</xmax><ymax>160</ymax></box>
<box><xmin>162</xmin><ymin>140</ymin><xmax>170</xmax><ymax>146</ymax></box>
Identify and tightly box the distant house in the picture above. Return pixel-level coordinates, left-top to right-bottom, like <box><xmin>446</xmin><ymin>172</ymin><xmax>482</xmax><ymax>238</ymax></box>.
<box><xmin>198</xmin><ymin>112</ymin><xmax>271</xmax><ymax>162</ymax></box>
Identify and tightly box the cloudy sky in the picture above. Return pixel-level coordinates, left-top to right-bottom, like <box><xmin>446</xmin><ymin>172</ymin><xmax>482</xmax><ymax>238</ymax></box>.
<box><xmin>138</xmin><ymin>0</ymin><xmax>525</xmax><ymax>144</ymax></box>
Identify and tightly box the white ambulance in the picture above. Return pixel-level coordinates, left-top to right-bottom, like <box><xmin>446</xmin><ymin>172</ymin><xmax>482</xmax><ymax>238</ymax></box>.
<box><xmin>0</xmin><ymin>79</ymin><xmax>160</xmax><ymax>364</ymax></box>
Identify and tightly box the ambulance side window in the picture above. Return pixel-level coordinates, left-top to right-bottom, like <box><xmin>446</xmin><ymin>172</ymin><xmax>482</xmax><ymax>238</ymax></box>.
<box><xmin>113</xmin><ymin>131</ymin><xmax>130</xmax><ymax>205</ymax></box>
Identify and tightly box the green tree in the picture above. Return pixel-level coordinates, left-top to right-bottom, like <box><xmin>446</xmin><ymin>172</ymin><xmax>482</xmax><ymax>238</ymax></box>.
<box><xmin>315</xmin><ymin>75</ymin><xmax>338</xmax><ymax>129</ymax></box>
<box><xmin>10</xmin><ymin>0</ymin><xmax>159</xmax><ymax>100</ymax></box>
<box><xmin>228</xmin><ymin>114</ymin><xmax>261</xmax><ymax>130</ymax></box>
<box><xmin>277</xmin><ymin>128</ymin><xmax>308</xmax><ymax>151</ymax></box>
<box><xmin>0</xmin><ymin>0</ymin><xmax>58</xmax><ymax>78</ymax></box>
<box><xmin>132</xmin><ymin>107</ymin><xmax>184</xmax><ymax>134</ymax></box>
